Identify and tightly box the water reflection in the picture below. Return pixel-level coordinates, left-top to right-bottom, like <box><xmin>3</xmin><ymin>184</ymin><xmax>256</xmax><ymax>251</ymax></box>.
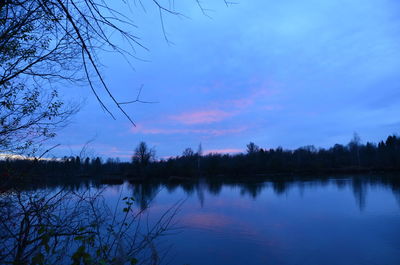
<box><xmin>1</xmin><ymin>174</ymin><xmax>399</xmax><ymax>265</ymax></box>
<box><xmin>2</xmin><ymin>174</ymin><xmax>400</xmax><ymax>211</ymax></box>
<box><xmin>129</xmin><ymin>176</ymin><xmax>400</xmax><ymax>213</ymax></box>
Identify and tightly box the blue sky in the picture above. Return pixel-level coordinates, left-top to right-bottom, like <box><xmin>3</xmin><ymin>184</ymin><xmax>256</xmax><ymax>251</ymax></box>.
<box><xmin>51</xmin><ymin>0</ymin><xmax>400</xmax><ymax>160</ymax></box>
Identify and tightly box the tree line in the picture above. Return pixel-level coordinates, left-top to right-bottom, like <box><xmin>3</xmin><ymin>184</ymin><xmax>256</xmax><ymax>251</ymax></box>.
<box><xmin>2</xmin><ymin>134</ymin><xmax>400</xmax><ymax>180</ymax></box>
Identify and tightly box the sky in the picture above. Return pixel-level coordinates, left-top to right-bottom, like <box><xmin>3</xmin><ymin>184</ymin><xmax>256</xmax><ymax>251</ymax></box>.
<box><xmin>50</xmin><ymin>0</ymin><xmax>400</xmax><ymax>160</ymax></box>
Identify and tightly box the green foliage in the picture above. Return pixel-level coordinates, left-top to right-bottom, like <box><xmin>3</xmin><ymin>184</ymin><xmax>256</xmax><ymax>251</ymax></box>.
<box><xmin>71</xmin><ymin>245</ymin><xmax>91</xmax><ymax>265</ymax></box>
<box><xmin>0</xmin><ymin>189</ymin><xmax>155</xmax><ymax>265</ymax></box>
<box><xmin>31</xmin><ymin>252</ymin><xmax>45</xmax><ymax>265</ymax></box>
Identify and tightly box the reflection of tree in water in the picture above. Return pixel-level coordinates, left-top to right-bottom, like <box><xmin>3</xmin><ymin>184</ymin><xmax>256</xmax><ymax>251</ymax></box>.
<box><xmin>139</xmin><ymin>176</ymin><xmax>400</xmax><ymax>211</ymax></box>
<box><xmin>164</xmin><ymin>182</ymin><xmax>179</xmax><ymax>193</ymax></box>
<box><xmin>239</xmin><ymin>182</ymin><xmax>265</xmax><ymax>198</ymax></box>
<box><xmin>352</xmin><ymin>177</ymin><xmax>367</xmax><ymax>211</ymax></box>
<box><xmin>393</xmin><ymin>189</ymin><xmax>400</xmax><ymax>208</ymax></box>
<box><xmin>389</xmin><ymin>178</ymin><xmax>400</xmax><ymax>209</ymax></box>
<box><xmin>4</xmin><ymin>174</ymin><xmax>400</xmax><ymax>212</ymax></box>
<box><xmin>196</xmin><ymin>179</ymin><xmax>206</xmax><ymax>208</ymax></box>
<box><xmin>271</xmin><ymin>180</ymin><xmax>289</xmax><ymax>195</ymax></box>
<box><xmin>335</xmin><ymin>178</ymin><xmax>348</xmax><ymax>190</ymax></box>
<box><xmin>129</xmin><ymin>182</ymin><xmax>161</xmax><ymax>210</ymax></box>
<box><xmin>181</xmin><ymin>182</ymin><xmax>196</xmax><ymax>195</ymax></box>
<box><xmin>205</xmin><ymin>181</ymin><xmax>223</xmax><ymax>195</ymax></box>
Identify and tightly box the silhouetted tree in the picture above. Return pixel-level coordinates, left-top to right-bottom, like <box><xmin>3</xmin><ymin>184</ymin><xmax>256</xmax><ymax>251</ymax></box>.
<box><xmin>182</xmin><ymin>148</ymin><xmax>195</xmax><ymax>157</ymax></box>
<box><xmin>246</xmin><ymin>142</ymin><xmax>260</xmax><ymax>154</ymax></box>
<box><xmin>348</xmin><ymin>132</ymin><xmax>362</xmax><ymax>167</ymax></box>
<box><xmin>4</xmin><ymin>134</ymin><xmax>400</xmax><ymax>180</ymax></box>
<box><xmin>132</xmin><ymin>142</ymin><xmax>155</xmax><ymax>167</ymax></box>
<box><xmin>197</xmin><ymin>143</ymin><xmax>203</xmax><ymax>172</ymax></box>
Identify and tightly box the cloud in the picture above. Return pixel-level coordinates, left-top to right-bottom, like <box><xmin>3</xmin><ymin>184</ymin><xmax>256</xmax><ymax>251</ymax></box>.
<box><xmin>204</xmin><ymin>148</ymin><xmax>243</xmax><ymax>155</ymax></box>
<box><xmin>229</xmin><ymin>98</ymin><xmax>254</xmax><ymax>109</ymax></box>
<box><xmin>169</xmin><ymin>109</ymin><xmax>233</xmax><ymax>125</ymax></box>
<box><xmin>131</xmin><ymin>125</ymin><xmax>247</xmax><ymax>136</ymax></box>
<box><xmin>0</xmin><ymin>153</ymin><xmax>56</xmax><ymax>161</ymax></box>
<box><xmin>181</xmin><ymin>213</ymin><xmax>233</xmax><ymax>229</ymax></box>
<box><xmin>227</xmin><ymin>87</ymin><xmax>275</xmax><ymax>109</ymax></box>
<box><xmin>167</xmin><ymin>86</ymin><xmax>276</xmax><ymax>126</ymax></box>
<box><xmin>99</xmin><ymin>146</ymin><xmax>133</xmax><ymax>158</ymax></box>
<box><xmin>262</xmin><ymin>104</ymin><xmax>283</xmax><ymax>111</ymax></box>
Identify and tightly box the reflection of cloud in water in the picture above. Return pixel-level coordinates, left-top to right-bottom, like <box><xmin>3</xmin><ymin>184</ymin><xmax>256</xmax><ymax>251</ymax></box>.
<box><xmin>211</xmin><ymin>198</ymin><xmax>254</xmax><ymax>210</ymax></box>
<box><xmin>181</xmin><ymin>213</ymin><xmax>232</xmax><ymax>230</ymax></box>
<box><xmin>181</xmin><ymin>212</ymin><xmax>284</xmax><ymax>247</ymax></box>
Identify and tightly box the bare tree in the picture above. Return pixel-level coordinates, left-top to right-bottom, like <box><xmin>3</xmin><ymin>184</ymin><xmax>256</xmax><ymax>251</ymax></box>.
<box><xmin>348</xmin><ymin>132</ymin><xmax>362</xmax><ymax>167</ymax></box>
<box><xmin>182</xmin><ymin>147</ymin><xmax>194</xmax><ymax>157</ymax></box>
<box><xmin>246</xmin><ymin>142</ymin><xmax>259</xmax><ymax>155</ymax></box>
<box><xmin>0</xmin><ymin>1</ymin><xmax>80</xmax><ymax>154</ymax></box>
<box><xmin>0</xmin><ymin>0</ymin><xmax>232</xmax><ymax>155</ymax></box>
<box><xmin>132</xmin><ymin>141</ymin><xmax>155</xmax><ymax>166</ymax></box>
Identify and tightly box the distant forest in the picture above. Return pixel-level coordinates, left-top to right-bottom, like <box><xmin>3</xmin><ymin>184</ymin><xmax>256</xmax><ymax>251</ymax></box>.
<box><xmin>2</xmin><ymin>134</ymin><xmax>400</xmax><ymax>180</ymax></box>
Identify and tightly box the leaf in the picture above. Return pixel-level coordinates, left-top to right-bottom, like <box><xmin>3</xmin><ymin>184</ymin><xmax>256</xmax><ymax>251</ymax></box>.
<box><xmin>74</xmin><ymin>236</ymin><xmax>85</xmax><ymax>241</ymax></box>
<box><xmin>41</xmin><ymin>234</ymin><xmax>50</xmax><ymax>246</ymax></box>
<box><xmin>45</xmin><ymin>243</ymin><xmax>50</xmax><ymax>253</ymax></box>
<box><xmin>38</xmin><ymin>226</ymin><xmax>45</xmax><ymax>234</ymax></box>
<box><xmin>31</xmin><ymin>252</ymin><xmax>44</xmax><ymax>265</ymax></box>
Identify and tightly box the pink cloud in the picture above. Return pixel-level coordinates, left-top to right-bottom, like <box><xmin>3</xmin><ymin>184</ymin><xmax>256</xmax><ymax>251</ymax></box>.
<box><xmin>229</xmin><ymin>98</ymin><xmax>254</xmax><ymax>108</ymax></box>
<box><xmin>212</xmin><ymin>199</ymin><xmax>254</xmax><ymax>209</ymax></box>
<box><xmin>262</xmin><ymin>104</ymin><xmax>283</xmax><ymax>111</ymax></box>
<box><xmin>181</xmin><ymin>212</ymin><xmax>283</xmax><ymax>247</ymax></box>
<box><xmin>204</xmin><ymin>148</ymin><xmax>243</xmax><ymax>155</ymax></box>
<box><xmin>222</xmin><ymin>87</ymin><xmax>276</xmax><ymax>110</ymax></box>
<box><xmin>166</xmin><ymin>83</ymin><xmax>278</xmax><ymax>126</ymax></box>
<box><xmin>99</xmin><ymin>146</ymin><xmax>133</xmax><ymax>158</ymax></box>
<box><xmin>169</xmin><ymin>109</ymin><xmax>233</xmax><ymax>125</ymax></box>
<box><xmin>131</xmin><ymin>125</ymin><xmax>247</xmax><ymax>136</ymax></box>
<box><xmin>181</xmin><ymin>213</ymin><xmax>233</xmax><ymax>229</ymax></box>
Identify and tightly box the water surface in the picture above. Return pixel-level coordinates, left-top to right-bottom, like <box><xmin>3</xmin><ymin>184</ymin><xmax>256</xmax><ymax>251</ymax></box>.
<box><xmin>100</xmin><ymin>175</ymin><xmax>400</xmax><ymax>265</ymax></box>
<box><xmin>4</xmin><ymin>175</ymin><xmax>400</xmax><ymax>265</ymax></box>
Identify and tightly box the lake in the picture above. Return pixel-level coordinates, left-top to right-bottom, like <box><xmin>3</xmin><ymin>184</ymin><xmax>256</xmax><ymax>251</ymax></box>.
<box><xmin>1</xmin><ymin>175</ymin><xmax>400</xmax><ymax>264</ymax></box>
